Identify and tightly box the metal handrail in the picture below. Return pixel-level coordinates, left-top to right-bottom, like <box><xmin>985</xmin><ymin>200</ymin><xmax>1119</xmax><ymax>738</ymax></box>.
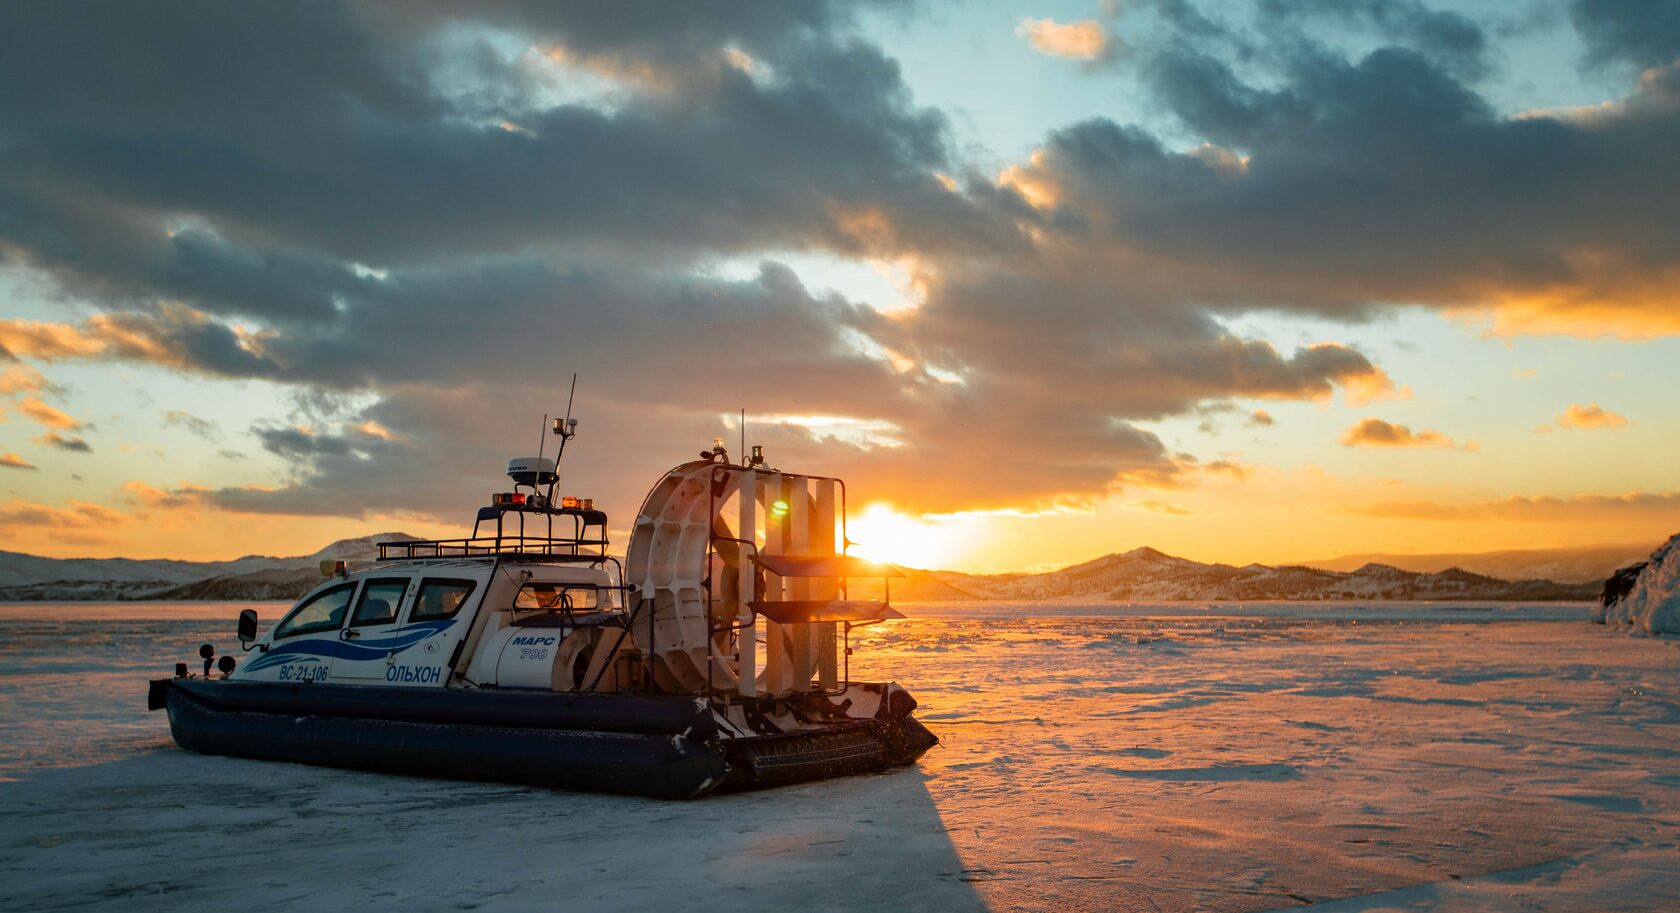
<box><xmin>377</xmin><ymin>536</ymin><xmax>611</xmax><ymax>560</ymax></box>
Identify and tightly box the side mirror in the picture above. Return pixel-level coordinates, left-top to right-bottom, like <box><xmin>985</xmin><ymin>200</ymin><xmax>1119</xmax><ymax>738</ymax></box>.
<box><xmin>237</xmin><ymin>609</ymin><xmax>260</xmax><ymax>651</ymax></box>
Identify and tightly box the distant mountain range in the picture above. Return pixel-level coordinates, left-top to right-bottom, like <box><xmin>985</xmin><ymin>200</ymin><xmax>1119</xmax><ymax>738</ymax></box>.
<box><xmin>884</xmin><ymin>547</ymin><xmax>1601</xmax><ymax>602</ymax></box>
<box><xmin>0</xmin><ymin>534</ymin><xmax>417</xmax><ymax>601</ymax></box>
<box><xmin>0</xmin><ymin>534</ymin><xmax>1611</xmax><ymax>603</ymax></box>
<box><xmin>1301</xmin><ymin>543</ymin><xmax>1654</xmax><ymax>584</ymax></box>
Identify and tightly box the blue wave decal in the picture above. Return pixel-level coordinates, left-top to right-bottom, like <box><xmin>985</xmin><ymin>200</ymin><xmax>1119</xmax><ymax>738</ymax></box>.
<box><xmin>246</xmin><ymin>620</ymin><xmax>455</xmax><ymax>672</ymax></box>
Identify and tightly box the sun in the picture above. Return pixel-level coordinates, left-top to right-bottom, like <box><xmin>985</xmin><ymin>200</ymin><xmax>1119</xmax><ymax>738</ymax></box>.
<box><xmin>844</xmin><ymin>503</ymin><xmax>953</xmax><ymax>570</ymax></box>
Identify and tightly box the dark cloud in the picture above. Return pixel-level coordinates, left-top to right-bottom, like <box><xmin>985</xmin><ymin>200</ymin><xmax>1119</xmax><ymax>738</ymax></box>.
<box><xmin>0</xmin><ymin>0</ymin><xmax>1001</xmax><ymax>297</ymax></box>
<box><xmin>36</xmin><ymin>432</ymin><xmax>92</xmax><ymax>453</ymax></box>
<box><xmin>2</xmin><ymin>1</ymin><xmax>1674</xmax><ymax>527</ymax></box>
<box><xmin>1570</xmin><ymin>0</ymin><xmax>1680</xmax><ymax>70</ymax></box>
<box><xmin>1259</xmin><ymin>0</ymin><xmax>1494</xmax><ymax>79</ymax></box>
<box><xmin>1011</xmin><ymin>39</ymin><xmax>1680</xmax><ymax>327</ymax></box>
<box><xmin>257</xmin><ymin>426</ymin><xmax>358</xmax><ymax>461</ymax></box>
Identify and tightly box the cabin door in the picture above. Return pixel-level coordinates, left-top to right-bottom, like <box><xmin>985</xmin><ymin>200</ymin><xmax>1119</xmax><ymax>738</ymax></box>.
<box><xmin>335</xmin><ymin>575</ymin><xmax>479</xmax><ymax>687</ymax></box>
<box><xmin>331</xmin><ymin>575</ymin><xmax>418</xmax><ymax>683</ymax></box>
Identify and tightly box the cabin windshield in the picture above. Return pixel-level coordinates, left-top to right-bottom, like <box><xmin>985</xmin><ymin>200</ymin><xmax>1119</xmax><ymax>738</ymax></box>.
<box><xmin>514</xmin><ymin>584</ymin><xmax>602</xmax><ymax>612</ymax></box>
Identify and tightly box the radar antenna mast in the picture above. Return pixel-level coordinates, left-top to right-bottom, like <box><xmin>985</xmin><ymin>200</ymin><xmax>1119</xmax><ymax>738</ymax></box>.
<box><xmin>547</xmin><ymin>374</ymin><xmax>579</xmax><ymax>505</ymax></box>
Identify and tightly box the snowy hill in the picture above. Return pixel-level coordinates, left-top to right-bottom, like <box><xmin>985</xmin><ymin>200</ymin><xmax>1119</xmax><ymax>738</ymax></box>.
<box><xmin>0</xmin><ymin>550</ymin><xmax>294</xmax><ymax>588</ymax></box>
<box><xmin>0</xmin><ymin>533</ymin><xmax>416</xmax><ymax>601</ymax></box>
<box><xmin>1303</xmin><ymin>543</ymin><xmax>1655</xmax><ymax>584</ymax></box>
<box><xmin>923</xmin><ymin>547</ymin><xmax>1595</xmax><ymax>602</ymax></box>
<box><xmin>0</xmin><ymin>535</ymin><xmax>1596</xmax><ymax>603</ymax></box>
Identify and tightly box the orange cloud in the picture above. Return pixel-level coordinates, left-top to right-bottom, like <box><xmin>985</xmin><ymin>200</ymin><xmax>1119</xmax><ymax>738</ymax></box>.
<box><xmin>1554</xmin><ymin>402</ymin><xmax>1628</xmax><ymax>431</ymax></box>
<box><xmin>17</xmin><ymin>397</ymin><xmax>84</xmax><ymax>430</ymax></box>
<box><xmin>0</xmin><ymin>365</ymin><xmax>47</xmax><ymax>395</ymax></box>
<box><xmin>121</xmin><ymin>480</ymin><xmax>213</xmax><ymax>511</ymax></box>
<box><xmin>1447</xmin><ymin>256</ymin><xmax>1680</xmax><ymax>340</ymax></box>
<box><xmin>997</xmin><ymin>150</ymin><xmax>1062</xmax><ymax>209</ymax></box>
<box><xmin>1131</xmin><ymin>499</ymin><xmax>1191</xmax><ymax>515</ymax></box>
<box><xmin>0</xmin><ymin>320</ymin><xmax>107</xmax><ymax>358</ymax></box>
<box><xmin>0</xmin><ymin>453</ymin><xmax>36</xmax><ymax>470</ymax></box>
<box><xmin>1340</xmin><ymin>367</ymin><xmax>1412</xmax><ymax>406</ymax></box>
<box><xmin>1351</xmin><ymin>491</ymin><xmax>1680</xmax><ymax>522</ymax></box>
<box><xmin>541</xmin><ymin>44</ymin><xmax>678</xmax><ymax>93</ymax></box>
<box><xmin>0</xmin><ymin>496</ymin><xmax>127</xmax><ymax>544</ymax></box>
<box><xmin>0</xmin><ymin>307</ymin><xmax>215</xmax><ymax>368</ymax></box>
<box><xmin>1338</xmin><ymin>418</ymin><xmax>1463</xmax><ymax>449</ymax></box>
<box><xmin>348</xmin><ymin>419</ymin><xmax>397</xmax><ymax>441</ymax></box>
<box><xmin>1201</xmin><ymin>459</ymin><xmax>1252</xmax><ymax>480</ymax></box>
<box><xmin>1014</xmin><ymin>18</ymin><xmax>1110</xmax><ymax>61</ymax></box>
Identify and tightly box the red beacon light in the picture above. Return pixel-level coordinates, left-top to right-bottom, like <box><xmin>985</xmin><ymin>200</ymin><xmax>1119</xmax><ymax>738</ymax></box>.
<box><xmin>491</xmin><ymin>492</ymin><xmax>528</xmax><ymax>507</ymax></box>
<box><xmin>560</xmin><ymin>495</ymin><xmax>580</xmax><ymax>510</ymax></box>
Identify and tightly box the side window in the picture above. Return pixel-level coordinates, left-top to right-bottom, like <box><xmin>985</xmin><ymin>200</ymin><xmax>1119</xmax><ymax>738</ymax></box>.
<box><xmin>350</xmin><ymin>579</ymin><xmax>409</xmax><ymax>627</ymax></box>
<box><xmin>410</xmin><ymin>579</ymin><xmax>477</xmax><ymax>621</ymax></box>
<box><xmin>273</xmin><ymin>583</ymin><xmax>358</xmax><ymax>639</ymax></box>
<box><xmin>515</xmin><ymin>584</ymin><xmax>600</xmax><ymax>610</ymax></box>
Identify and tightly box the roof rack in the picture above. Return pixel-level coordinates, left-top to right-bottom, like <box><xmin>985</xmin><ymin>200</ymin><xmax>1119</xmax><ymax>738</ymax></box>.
<box><xmin>376</xmin><ymin>539</ymin><xmax>612</xmax><ymax>561</ymax></box>
<box><xmin>377</xmin><ymin>503</ymin><xmax>611</xmax><ymax>562</ymax></box>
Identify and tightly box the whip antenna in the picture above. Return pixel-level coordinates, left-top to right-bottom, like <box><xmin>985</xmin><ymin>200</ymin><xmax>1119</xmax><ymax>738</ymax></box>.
<box><xmin>548</xmin><ymin>374</ymin><xmax>579</xmax><ymax>503</ymax></box>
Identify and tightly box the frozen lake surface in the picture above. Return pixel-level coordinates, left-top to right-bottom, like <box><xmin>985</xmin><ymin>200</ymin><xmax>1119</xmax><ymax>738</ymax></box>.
<box><xmin>1</xmin><ymin>602</ymin><xmax>1675</xmax><ymax>911</ymax></box>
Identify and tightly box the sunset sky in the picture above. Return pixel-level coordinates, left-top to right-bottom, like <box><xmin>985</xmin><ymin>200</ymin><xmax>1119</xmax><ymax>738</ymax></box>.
<box><xmin>1</xmin><ymin>0</ymin><xmax>1676</xmax><ymax>571</ymax></box>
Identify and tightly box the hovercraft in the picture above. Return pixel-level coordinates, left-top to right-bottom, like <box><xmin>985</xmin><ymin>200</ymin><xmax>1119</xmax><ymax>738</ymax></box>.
<box><xmin>148</xmin><ymin>425</ymin><xmax>936</xmax><ymax>799</ymax></box>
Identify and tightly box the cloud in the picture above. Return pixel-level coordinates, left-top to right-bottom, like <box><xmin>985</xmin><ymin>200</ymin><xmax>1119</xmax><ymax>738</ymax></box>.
<box><xmin>163</xmin><ymin>410</ymin><xmax>222</xmax><ymax>441</ymax></box>
<box><xmin>0</xmin><ymin>365</ymin><xmax>47</xmax><ymax>395</ymax></box>
<box><xmin>1248</xmin><ymin>409</ymin><xmax>1275</xmax><ymax>427</ymax></box>
<box><xmin>1338</xmin><ymin>418</ymin><xmax>1465</xmax><ymax>450</ymax></box>
<box><xmin>1260</xmin><ymin>0</ymin><xmax>1493</xmax><ymax>79</ymax></box>
<box><xmin>1569</xmin><ymin>0</ymin><xmax>1680</xmax><ymax>70</ymax></box>
<box><xmin>1130</xmin><ymin>499</ymin><xmax>1191</xmax><ymax>515</ymax></box>
<box><xmin>1015</xmin><ymin>18</ymin><xmax>1112</xmax><ymax>62</ymax></box>
<box><xmin>0</xmin><ymin>497</ymin><xmax>126</xmax><ymax>544</ymax></box>
<box><xmin>0</xmin><ymin>321</ymin><xmax>108</xmax><ymax>359</ymax></box>
<box><xmin>1352</xmin><ymin>491</ymin><xmax>1680</xmax><ymax>522</ymax></box>
<box><xmin>0</xmin><ymin>2</ymin><xmax>999</xmax><ymax>284</ymax></box>
<box><xmin>121</xmin><ymin>480</ymin><xmax>213</xmax><ymax>512</ymax></box>
<box><xmin>0</xmin><ymin>1</ymin><xmax>1673</xmax><ymax>530</ymax></box>
<box><xmin>1553</xmin><ymin>402</ymin><xmax>1628</xmax><ymax>431</ymax></box>
<box><xmin>0</xmin><ymin>452</ymin><xmax>36</xmax><ymax>470</ymax></box>
<box><xmin>17</xmin><ymin>397</ymin><xmax>84</xmax><ymax>430</ymax></box>
<box><xmin>35</xmin><ymin>432</ymin><xmax>92</xmax><ymax>452</ymax></box>
<box><xmin>0</xmin><ymin>310</ymin><xmax>226</xmax><ymax>369</ymax></box>
<box><xmin>993</xmin><ymin>43</ymin><xmax>1680</xmax><ymax>338</ymax></box>
<box><xmin>1200</xmin><ymin>458</ymin><xmax>1252</xmax><ymax>480</ymax></box>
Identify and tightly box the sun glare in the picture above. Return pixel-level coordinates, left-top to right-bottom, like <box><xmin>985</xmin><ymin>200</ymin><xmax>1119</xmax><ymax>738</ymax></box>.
<box><xmin>845</xmin><ymin>503</ymin><xmax>951</xmax><ymax>570</ymax></box>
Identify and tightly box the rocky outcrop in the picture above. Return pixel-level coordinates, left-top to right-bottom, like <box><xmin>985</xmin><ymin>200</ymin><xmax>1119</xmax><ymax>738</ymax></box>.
<box><xmin>1593</xmin><ymin>534</ymin><xmax>1680</xmax><ymax>634</ymax></box>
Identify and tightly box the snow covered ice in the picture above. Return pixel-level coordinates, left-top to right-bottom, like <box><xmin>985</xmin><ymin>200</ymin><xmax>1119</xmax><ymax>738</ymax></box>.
<box><xmin>1</xmin><ymin>601</ymin><xmax>1676</xmax><ymax>912</ymax></box>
